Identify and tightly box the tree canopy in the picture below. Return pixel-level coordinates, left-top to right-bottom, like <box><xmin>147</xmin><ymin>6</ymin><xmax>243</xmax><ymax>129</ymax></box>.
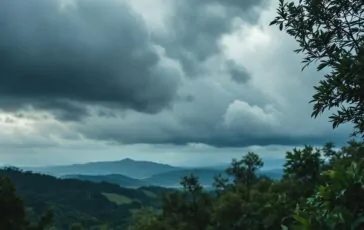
<box><xmin>0</xmin><ymin>175</ymin><xmax>53</xmax><ymax>230</ymax></box>
<box><xmin>270</xmin><ymin>0</ymin><xmax>364</xmax><ymax>136</ymax></box>
<box><xmin>129</xmin><ymin>142</ymin><xmax>364</xmax><ymax>230</ymax></box>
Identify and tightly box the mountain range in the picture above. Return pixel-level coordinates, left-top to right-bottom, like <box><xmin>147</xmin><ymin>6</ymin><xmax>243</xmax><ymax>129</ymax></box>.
<box><xmin>1</xmin><ymin>157</ymin><xmax>284</xmax><ymax>229</ymax></box>
<box><xmin>23</xmin><ymin>158</ymin><xmax>284</xmax><ymax>188</ymax></box>
<box><xmin>25</xmin><ymin>158</ymin><xmax>182</xmax><ymax>179</ymax></box>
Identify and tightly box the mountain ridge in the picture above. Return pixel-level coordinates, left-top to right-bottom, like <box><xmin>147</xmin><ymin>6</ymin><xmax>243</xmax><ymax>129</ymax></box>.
<box><xmin>24</xmin><ymin>158</ymin><xmax>182</xmax><ymax>179</ymax></box>
<box><xmin>23</xmin><ymin>157</ymin><xmax>284</xmax><ymax>187</ymax></box>
<box><xmin>61</xmin><ymin>173</ymin><xmax>148</xmax><ymax>188</ymax></box>
<box><xmin>62</xmin><ymin>168</ymin><xmax>284</xmax><ymax>188</ymax></box>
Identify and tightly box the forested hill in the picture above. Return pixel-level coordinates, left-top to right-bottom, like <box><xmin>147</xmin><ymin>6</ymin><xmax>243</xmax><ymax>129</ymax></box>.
<box><xmin>61</xmin><ymin>174</ymin><xmax>147</xmax><ymax>188</ymax></box>
<box><xmin>62</xmin><ymin>168</ymin><xmax>283</xmax><ymax>188</ymax></box>
<box><xmin>2</xmin><ymin>141</ymin><xmax>364</xmax><ymax>230</ymax></box>
<box><xmin>0</xmin><ymin>167</ymin><xmax>172</xmax><ymax>230</ymax></box>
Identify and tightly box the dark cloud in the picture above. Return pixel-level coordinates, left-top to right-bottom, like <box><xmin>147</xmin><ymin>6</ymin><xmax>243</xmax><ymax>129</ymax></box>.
<box><xmin>226</xmin><ymin>60</ymin><xmax>251</xmax><ymax>84</ymax></box>
<box><xmin>0</xmin><ymin>0</ymin><xmax>351</xmax><ymax>150</ymax></box>
<box><xmin>80</xmin><ymin>116</ymin><xmax>349</xmax><ymax>148</ymax></box>
<box><xmin>0</xmin><ymin>0</ymin><xmax>181</xmax><ymax>120</ymax></box>
<box><xmin>156</xmin><ymin>0</ymin><xmax>268</xmax><ymax>76</ymax></box>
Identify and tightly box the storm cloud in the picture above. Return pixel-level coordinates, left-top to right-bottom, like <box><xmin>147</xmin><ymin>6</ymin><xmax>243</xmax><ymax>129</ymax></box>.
<box><xmin>156</xmin><ymin>0</ymin><xmax>267</xmax><ymax>78</ymax></box>
<box><xmin>0</xmin><ymin>0</ymin><xmax>352</xmax><ymax>154</ymax></box>
<box><xmin>0</xmin><ymin>0</ymin><xmax>182</xmax><ymax>120</ymax></box>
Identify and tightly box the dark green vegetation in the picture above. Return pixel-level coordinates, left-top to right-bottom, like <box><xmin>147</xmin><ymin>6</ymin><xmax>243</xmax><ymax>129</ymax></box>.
<box><xmin>129</xmin><ymin>143</ymin><xmax>364</xmax><ymax>230</ymax></box>
<box><xmin>270</xmin><ymin>0</ymin><xmax>364</xmax><ymax>136</ymax></box>
<box><xmin>2</xmin><ymin>142</ymin><xmax>364</xmax><ymax>229</ymax></box>
<box><xmin>0</xmin><ymin>175</ymin><xmax>53</xmax><ymax>230</ymax></box>
<box><xmin>61</xmin><ymin>174</ymin><xmax>146</xmax><ymax>188</ymax></box>
<box><xmin>0</xmin><ymin>168</ymin><xmax>171</xmax><ymax>230</ymax></box>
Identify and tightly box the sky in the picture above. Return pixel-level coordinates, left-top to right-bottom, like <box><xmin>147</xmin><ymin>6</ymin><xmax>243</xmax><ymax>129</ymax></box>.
<box><xmin>0</xmin><ymin>0</ymin><xmax>353</xmax><ymax>167</ymax></box>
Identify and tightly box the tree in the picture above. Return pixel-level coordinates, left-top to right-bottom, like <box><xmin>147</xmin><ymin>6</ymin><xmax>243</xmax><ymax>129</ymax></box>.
<box><xmin>270</xmin><ymin>3</ymin><xmax>364</xmax><ymax>226</ymax></box>
<box><xmin>129</xmin><ymin>143</ymin><xmax>364</xmax><ymax>230</ymax></box>
<box><xmin>284</xmin><ymin>146</ymin><xmax>323</xmax><ymax>183</ymax></box>
<box><xmin>284</xmin><ymin>146</ymin><xmax>324</xmax><ymax>199</ymax></box>
<box><xmin>0</xmin><ymin>175</ymin><xmax>53</xmax><ymax>230</ymax></box>
<box><xmin>212</xmin><ymin>191</ymin><xmax>245</xmax><ymax>230</ymax></box>
<box><xmin>270</xmin><ymin>0</ymin><xmax>364</xmax><ymax>136</ymax></box>
<box><xmin>178</xmin><ymin>175</ymin><xmax>212</xmax><ymax>230</ymax></box>
<box><xmin>290</xmin><ymin>160</ymin><xmax>364</xmax><ymax>229</ymax></box>
<box><xmin>128</xmin><ymin>208</ymin><xmax>166</xmax><ymax>230</ymax></box>
<box><xmin>0</xmin><ymin>176</ymin><xmax>29</xmax><ymax>230</ymax></box>
<box><xmin>226</xmin><ymin>152</ymin><xmax>263</xmax><ymax>201</ymax></box>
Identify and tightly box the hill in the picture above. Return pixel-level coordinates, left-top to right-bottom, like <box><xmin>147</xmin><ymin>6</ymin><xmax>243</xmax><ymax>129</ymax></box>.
<box><xmin>0</xmin><ymin>167</ymin><xmax>172</xmax><ymax>230</ymax></box>
<box><xmin>142</xmin><ymin>169</ymin><xmax>227</xmax><ymax>187</ymax></box>
<box><xmin>61</xmin><ymin>170</ymin><xmax>223</xmax><ymax>188</ymax></box>
<box><xmin>261</xmin><ymin>168</ymin><xmax>283</xmax><ymax>180</ymax></box>
<box><xmin>202</xmin><ymin>158</ymin><xmax>285</xmax><ymax>171</ymax></box>
<box><xmin>141</xmin><ymin>168</ymin><xmax>283</xmax><ymax>188</ymax></box>
<box><xmin>62</xmin><ymin>167</ymin><xmax>283</xmax><ymax>189</ymax></box>
<box><xmin>25</xmin><ymin>158</ymin><xmax>182</xmax><ymax>179</ymax></box>
<box><xmin>61</xmin><ymin>174</ymin><xmax>148</xmax><ymax>188</ymax></box>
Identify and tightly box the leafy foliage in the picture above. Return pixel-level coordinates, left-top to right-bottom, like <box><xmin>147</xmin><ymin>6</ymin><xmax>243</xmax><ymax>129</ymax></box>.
<box><xmin>270</xmin><ymin>0</ymin><xmax>364</xmax><ymax>136</ymax></box>
<box><xmin>129</xmin><ymin>142</ymin><xmax>364</xmax><ymax>230</ymax></box>
<box><xmin>3</xmin><ymin>146</ymin><xmax>364</xmax><ymax>230</ymax></box>
<box><xmin>0</xmin><ymin>175</ymin><xmax>53</xmax><ymax>230</ymax></box>
<box><xmin>5</xmin><ymin>143</ymin><xmax>363</xmax><ymax>229</ymax></box>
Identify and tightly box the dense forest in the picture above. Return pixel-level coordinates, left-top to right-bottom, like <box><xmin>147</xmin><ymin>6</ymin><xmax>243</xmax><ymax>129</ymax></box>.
<box><xmin>1</xmin><ymin>141</ymin><xmax>364</xmax><ymax>229</ymax></box>
<box><xmin>1</xmin><ymin>0</ymin><xmax>364</xmax><ymax>229</ymax></box>
<box><xmin>128</xmin><ymin>142</ymin><xmax>364</xmax><ymax>230</ymax></box>
<box><xmin>0</xmin><ymin>167</ymin><xmax>171</xmax><ymax>229</ymax></box>
<box><xmin>0</xmin><ymin>161</ymin><xmax>283</xmax><ymax>229</ymax></box>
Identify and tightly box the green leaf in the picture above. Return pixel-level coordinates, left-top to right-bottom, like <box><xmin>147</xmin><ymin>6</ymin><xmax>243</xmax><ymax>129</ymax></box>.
<box><xmin>269</xmin><ymin>19</ymin><xmax>278</xmax><ymax>26</ymax></box>
<box><xmin>352</xmin><ymin>216</ymin><xmax>364</xmax><ymax>230</ymax></box>
<box><xmin>293</xmin><ymin>214</ymin><xmax>309</xmax><ymax>227</ymax></box>
<box><xmin>321</xmin><ymin>170</ymin><xmax>335</xmax><ymax>178</ymax></box>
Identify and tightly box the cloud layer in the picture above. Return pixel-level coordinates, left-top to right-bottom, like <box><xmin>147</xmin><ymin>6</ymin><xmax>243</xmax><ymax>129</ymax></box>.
<box><xmin>0</xmin><ymin>0</ymin><xmax>352</xmax><ymax>162</ymax></box>
<box><xmin>0</xmin><ymin>0</ymin><xmax>183</xmax><ymax>120</ymax></box>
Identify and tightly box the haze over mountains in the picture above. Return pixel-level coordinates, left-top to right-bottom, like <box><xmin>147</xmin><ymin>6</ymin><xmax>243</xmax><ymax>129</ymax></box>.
<box><xmin>25</xmin><ymin>158</ymin><xmax>182</xmax><ymax>178</ymax></box>
<box><xmin>23</xmin><ymin>158</ymin><xmax>284</xmax><ymax>188</ymax></box>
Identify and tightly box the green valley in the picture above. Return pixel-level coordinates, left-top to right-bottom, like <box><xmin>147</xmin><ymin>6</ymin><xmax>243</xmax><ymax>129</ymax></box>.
<box><xmin>0</xmin><ymin>167</ymin><xmax>170</xmax><ymax>230</ymax></box>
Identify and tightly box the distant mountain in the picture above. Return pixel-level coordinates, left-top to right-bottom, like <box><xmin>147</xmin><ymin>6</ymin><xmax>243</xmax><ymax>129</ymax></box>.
<box><xmin>61</xmin><ymin>167</ymin><xmax>283</xmax><ymax>189</ymax></box>
<box><xmin>203</xmin><ymin>158</ymin><xmax>285</xmax><ymax>171</ymax></box>
<box><xmin>142</xmin><ymin>168</ymin><xmax>283</xmax><ymax>187</ymax></box>
<box><xmin>142</xmin><ymin>169</ymin><xmax>227</xmax><ymax>187</ymax></box>
<box><xmin>25</xmin><ymin>158</ymin><xmax>182</xmax><ymax>179</ymax></box>
<box><xmin>261</xmin><ymin>158</ymin><xmax>285</xmax><ymax>170</ymax></box>
<box><xmin>61</xmin><ymin>174</ymin><xmax>148</xmax><ymax>188</ymax></box>
<box><xmin>61</xmin><ymin>169</ymin><xmax>225</xmax><ymax>188</ymax></box>
<box><xmin>260</xmin><ymin>168</ymin><xmax>283</xmax><ymax>180</ymax></box>
<box><xmin>23</xmin><ymin>157</ymin><xmax>284</xmax><ymax>188</ymax></box>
